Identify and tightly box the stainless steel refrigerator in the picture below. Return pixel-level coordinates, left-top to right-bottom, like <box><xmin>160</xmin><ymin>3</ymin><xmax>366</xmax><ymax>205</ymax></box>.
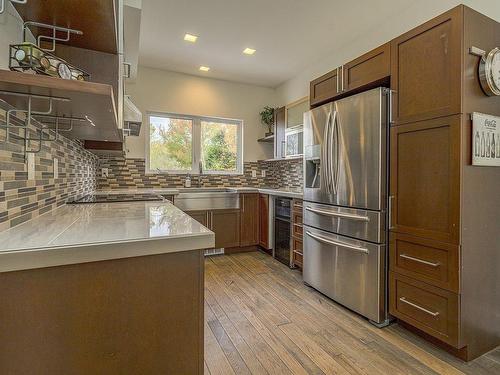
<box><xmin>303</xmin><ymin>87</ymin><xmax>390</xmax><ymax>326</ymax></box>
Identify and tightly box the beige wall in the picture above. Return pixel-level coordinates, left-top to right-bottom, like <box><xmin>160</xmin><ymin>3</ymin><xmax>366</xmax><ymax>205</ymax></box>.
<box><xmin>276</xmin><ymin>0</ymin><xmax>500</xmax><ymax>105</ymax></box>
<box><xmin>125</xmin><ymin>67</ymin><xmax>276</xmax><ymax>161</ymax></box>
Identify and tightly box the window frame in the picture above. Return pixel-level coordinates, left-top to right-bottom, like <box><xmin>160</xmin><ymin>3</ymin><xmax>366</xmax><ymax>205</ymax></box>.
<box><xmin>145</xmin><ymin>111</ymin><xmax>244</xmax><ymax>175</ymax></box>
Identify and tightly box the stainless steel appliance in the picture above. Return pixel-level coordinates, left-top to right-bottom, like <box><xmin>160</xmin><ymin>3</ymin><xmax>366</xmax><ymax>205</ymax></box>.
<box><xmin>303</xmin><ymin>87</ymin><xmax>390</xmax><ymax>326</ymax></box>
<box><xmin>274</xmin><ymin>197</ymin><xmax>292</xmax><ymax>266</ymax></box>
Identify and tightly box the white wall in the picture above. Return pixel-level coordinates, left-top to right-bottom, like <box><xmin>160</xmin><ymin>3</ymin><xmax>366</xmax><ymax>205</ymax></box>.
<box><xmin>0</xmin><ymin>2</ymin><xmax>24</xmax><ymax>69</ymax></box>
<box><xmin>125</xmin><ymin>66</ymin><xmax>276</xmax><ymax>161</ymax></box>
<box><xmin>276</xmin><ymin>0</ymin><xmax>500</xmax><ymax>105</ymax></box>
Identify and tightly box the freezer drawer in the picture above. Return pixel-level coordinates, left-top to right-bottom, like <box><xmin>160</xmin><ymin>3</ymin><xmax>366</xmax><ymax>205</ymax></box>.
<box><xmin>303</xmin><ymin>201</ymin><xmax>385</xmax><ymax>243</ymax></box>
<box><xmin>303</xmin><ymin>226</ymin><xmax>386</xmax><ymax>323</ymax></box>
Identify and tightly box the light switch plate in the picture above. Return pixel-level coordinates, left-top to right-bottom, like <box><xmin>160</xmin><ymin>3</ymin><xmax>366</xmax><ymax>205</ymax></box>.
<box><xmin>27</xmin><ymin>153</ymin><xmax>35</xmax><ymax>180</ymax></box>
<box><xmin>261</xmin><ymin>170</ymin><xmax>266</xmax><ymax>177</ymax></box>
<box><xmin>102</xmin><ymin>168</ymin><xmax>109</xmax><ymax>178</ymax></box>
<box><xmin>251</xmin><ymin>170</ymin><xmax>257</xmax><ymax>178</ymax></box>
<box><xmin>53</xmin><ymin>158</ymin><xmax>58</xmax><ymax>179</ymax></box>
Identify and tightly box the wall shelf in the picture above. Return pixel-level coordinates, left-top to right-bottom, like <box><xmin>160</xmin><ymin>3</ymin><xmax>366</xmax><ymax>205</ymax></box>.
<box><xmin>12</xmin><ymin>0</ymin><xmax>117</xmax><ymax>54</ymax></box>
<box><xmin>0</xmin><ymin>70</ymin><xmax>120</xmax><ymax>142</ymax></box>
<box><xmin>257</xmin><ymin>134</ymin><xmax>274</xmax><ymax>143</ymax></box>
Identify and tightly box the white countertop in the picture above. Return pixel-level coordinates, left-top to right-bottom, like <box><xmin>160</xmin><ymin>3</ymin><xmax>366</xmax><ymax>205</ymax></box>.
<box><xmin>0</xmin><ymin>201</ymin><xmax>214</xmax><ymax>272</ymax></box>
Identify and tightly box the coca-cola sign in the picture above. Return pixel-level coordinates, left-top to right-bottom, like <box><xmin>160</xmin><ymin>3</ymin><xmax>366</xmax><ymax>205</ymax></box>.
<box><xmin>472</xmin><ymin>112</ymin><xmax>500</xmax><ymax>166</ymax></box>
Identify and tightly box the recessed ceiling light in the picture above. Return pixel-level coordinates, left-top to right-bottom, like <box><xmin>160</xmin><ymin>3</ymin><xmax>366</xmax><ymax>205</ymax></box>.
<box><xmin>184</xmin><ymin>33</ymin><xmax>198</xmax><ymax>43</ymax></box>
<box><xmin>199</xmin><ymin>66</ymin><xmax>210</xmax><ymax>72</ymax></box>
<box><xmin>243</xmin><ymin>48</ymin><xmax>256</xmax><ymax>55</ymax></box>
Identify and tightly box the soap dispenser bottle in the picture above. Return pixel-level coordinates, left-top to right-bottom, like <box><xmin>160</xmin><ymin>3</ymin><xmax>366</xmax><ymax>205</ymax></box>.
<box><xmin>185</xmin><ymin>174</ymin><xmax>191</xmax><ymax>188</ymax></box>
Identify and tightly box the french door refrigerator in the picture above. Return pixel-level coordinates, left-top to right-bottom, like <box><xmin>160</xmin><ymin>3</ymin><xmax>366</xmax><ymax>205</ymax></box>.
<box><xmin>303</xmin><ymin>87</ymin><xmax>390</xmax><ymax>326</ymax></box>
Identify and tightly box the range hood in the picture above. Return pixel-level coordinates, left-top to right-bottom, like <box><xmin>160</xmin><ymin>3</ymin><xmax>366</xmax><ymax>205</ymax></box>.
<box><xmin>124</xmin><ymin>95</ymin><xmax>142</xmax><ymax>136</ymax></box>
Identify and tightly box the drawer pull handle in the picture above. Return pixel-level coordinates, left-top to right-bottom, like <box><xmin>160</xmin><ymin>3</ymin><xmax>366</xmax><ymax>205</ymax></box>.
<box><xmin>293</xmin><ymin>223</ymin><xmax>303</xmax><ymax>228</ymax></box>
<box><xmin>399</xmin><ymin>297</ymin><xmax>440</xmax><ymax>317</ymax></box>
<box><xmin>305</xmin><ymin>207</ymin><xmax>369</xmax><ymax>222</ymax></box>
<box><xmin>306</xmin><ymin>231</ymin><xmax>369</xmax><ymax>254</ymax></box>
<box><xmin>400</xmin><ymin>254</ymin><xmax>440</xmax><ymax>267</ymax></box>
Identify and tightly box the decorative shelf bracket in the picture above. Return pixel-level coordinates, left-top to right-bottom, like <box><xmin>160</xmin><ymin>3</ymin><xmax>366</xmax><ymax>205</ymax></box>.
<box><xmin>0</xmin><ymin>0</ymin><xmax>27</xmax><ymax>15</ymax></box>
<box><xmin>23</xmin><ymin>21</ymin><xmax>82</xmax><ymax>52</ymax></box>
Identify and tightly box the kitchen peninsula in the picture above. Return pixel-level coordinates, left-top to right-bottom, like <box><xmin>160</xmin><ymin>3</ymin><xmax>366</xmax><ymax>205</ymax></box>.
<box><xmin>0</xmin><ymin>201</ymin><xmax>213</xmax><ymax>375</ymax></box>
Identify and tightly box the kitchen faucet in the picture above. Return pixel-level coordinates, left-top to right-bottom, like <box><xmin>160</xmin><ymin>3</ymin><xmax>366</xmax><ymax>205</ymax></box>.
<box><xmin>197</xmin><ymin>161</ymin><xmax>203</xmax><ymax>187</ymax></box>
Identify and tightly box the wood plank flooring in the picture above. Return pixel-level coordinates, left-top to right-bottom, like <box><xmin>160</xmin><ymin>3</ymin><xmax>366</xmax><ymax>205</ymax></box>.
<box><xmin>204</xmin><ymin>251</ymin><xmax>500</xmax><ymax>375</ymax></box>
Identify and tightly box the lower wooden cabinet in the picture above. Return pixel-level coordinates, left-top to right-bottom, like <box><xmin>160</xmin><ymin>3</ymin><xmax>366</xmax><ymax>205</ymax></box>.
<box><xmin>186</xmin><ymin>210</ymin><xmax>209</xmax><ymax>227</ymax></box>
<box><xmin>291</xmin><ymin>199</ymin><xmax>304</xmax><ymax>269</ymax></box>
<box><xmin>211</xmin><ymin>210</ymin><xmax>241</xmax><ymax>249</ymax></box>
<box><xmin>389</xmin><ymin>272</ymin><xmax>460</xmax><ymax>347</ymax></box>
<box><xmin>240</xmin><ymin>193</ymin><xmax>259</xmax><ymax>246</ymax></box>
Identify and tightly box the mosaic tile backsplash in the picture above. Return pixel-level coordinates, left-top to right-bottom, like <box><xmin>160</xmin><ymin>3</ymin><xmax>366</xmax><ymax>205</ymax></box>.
<box><xmin>97</xmin><ymin>157</ymin><xmax>303</xmax><ymax>190</ymax></box>
<box><xmin>0</xmin><ymin>100</ymin><xmax>98</xmax><ymax>232</ymax></box>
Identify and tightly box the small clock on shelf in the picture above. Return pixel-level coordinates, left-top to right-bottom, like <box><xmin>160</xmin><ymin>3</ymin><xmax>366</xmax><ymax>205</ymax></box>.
<box><xmin>478</xmin><ymin>47</ymin><xmax>500</xmax><ymax>96</ymax></box>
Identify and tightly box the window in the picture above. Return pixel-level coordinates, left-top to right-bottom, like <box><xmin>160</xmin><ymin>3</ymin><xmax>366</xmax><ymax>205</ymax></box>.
<box><xmin>146</xmin><ymin>113</ymin><xmax>243</xmax><ymax>174</ymax></box>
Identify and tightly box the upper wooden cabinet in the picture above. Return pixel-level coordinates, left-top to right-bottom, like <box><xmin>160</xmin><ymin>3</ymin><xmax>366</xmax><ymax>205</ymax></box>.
<box><xmin>310</xmin><ymin>43</ymin><xmax>391</xmax><ymax>107</ymax></box>
<box><xmin>343</xmin><ymin>43</ymin><xmax>390</xmax><ymax>93</ymax></box>
<box><xmin>274</xmin><ymin>106</ymin><xmax>286</xmax><ymax>158</ymax></box>
<box><xmin>310</xmin><ymin>69</ymin><xmax>341</xmax><ymax>107</ymax></box>
<box><xmin>240</xmin><ymin>193</ymin><xmax>259</xmax><ymax>247</ymax></box>
<box><xmin>390</xmin><ymin>6</ymin><xmax>462</xmax><ymax>125</ymax></box>
<box><xmin>390</xmin><ymin>115</ymin><xmax>461</xmax><ymax>245</ymax></box>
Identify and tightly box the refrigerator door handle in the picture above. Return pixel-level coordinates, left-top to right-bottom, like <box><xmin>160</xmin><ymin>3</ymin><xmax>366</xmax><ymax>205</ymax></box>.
<box><xmin>388</xmin><ymin>195</ymin><xmax>395</xmax><ymax>229</ymax></box>
<box><xmin>321</xmin><ymin>111</ymin><xmax>332</xmax><ymax>194</ymax></box>
<box><xmin>305</xmin><ymin>206</ymin><xmax>370</xmax><ymax>222</ymax></box>
<box><xmin>329</xmin><ymin>111</ymin><xmax>337</xmax><ymax>194</ymax></box>
<box><xmin>331</xmin><ymin>105</ymin><xmax>340</xmax><ymax>194</ymax></box>
<box><xmin>306</xmin><ymin>231</ymin><xmax>369</xmax><ymax>254</ymax></box>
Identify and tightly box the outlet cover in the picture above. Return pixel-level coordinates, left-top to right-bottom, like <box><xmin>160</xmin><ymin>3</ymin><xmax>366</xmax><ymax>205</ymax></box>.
<box><xmin>102</xmin><ymin>168</ymin><xmax>109</xmax><ymax>178</ymax></box>
<box><xmin>261</xmin><ymin>170</ymin><xmax>266</xmax><ymax>177</ymax></box>
<box><xmin>27</xmin><ymin>153</ymin><xmax>35</xmax><ymax>180</ymax></box>
<box><xmin>251</xmin><ymin>170</ymin><xmax>257</xmax><ymax>178</ymax></box>
<box><xmin>53</xmin><ymin>158</ymin><xmax>59</xmax><ymax>179</ymax></box>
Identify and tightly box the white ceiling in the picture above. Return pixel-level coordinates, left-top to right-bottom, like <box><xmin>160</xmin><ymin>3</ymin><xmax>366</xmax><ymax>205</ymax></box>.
<box><xmin>139</xmin><ymin>0</ymin><xmax>415</xmax><ymax>88</ymax></box>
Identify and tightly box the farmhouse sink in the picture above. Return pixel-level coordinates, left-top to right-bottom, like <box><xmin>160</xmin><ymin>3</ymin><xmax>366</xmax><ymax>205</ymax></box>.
<box><xmin>174</xmin><ymin>188</ymin><xmax>239</xmax><ymax>211</ymax></box>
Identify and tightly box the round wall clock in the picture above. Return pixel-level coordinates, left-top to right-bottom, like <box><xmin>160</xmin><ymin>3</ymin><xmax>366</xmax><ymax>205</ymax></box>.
<box><xmin>479</xmin><ymin>47</ymin><xmax>500</xmax><ymax>96</ymax></box>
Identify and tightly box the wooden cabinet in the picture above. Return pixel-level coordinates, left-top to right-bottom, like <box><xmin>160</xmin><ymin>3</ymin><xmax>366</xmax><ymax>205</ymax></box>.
<box><xmin>186</xmin><ymin>210</ymin><xmax>209</xmax><ymax>227</ymax></box>
<box><xmin>186</xmin><ymin>209</ymin><xmax>240</xmax><ymax>249</ymax></box>
<box><xmin>291</xmin><ymin>199</ymin><xmax>303</xmax><ymax>269</ymax></box>
<box><xmin>390</xmin><ymin>115</ymin><xmax>461</xmax><ymax>244</ymax></box>
<box><xmin>240</xmin><ymin>193</ymin><xmax>259</xmax><ymax>247</ymax></box>
<box><xmin>310</xmin><ymin>69</ymin><xmax>341</xmax><ymax>107</ymax></box>
<box><xmin>310</xmin><ymin>43</ymin><xmax>390</xmax><ymax>107</ymax></box>
<box><xmin>274</xmin><ymin>106</ymin><xmax>286</xmax><ymax>159</ymax></box>
<box><xmin>259</xmin><ymin>194</ymin><xmax>270</xmax><ymax>250</ymax></box>
<box><xmin>388</xmin><ymin>5</ymin><xmax>500</xmax><ymax>360</ymax></box>
<box><xmin>390</xmin><ymin>7</ymin><xmax>462</xmax><ymax>125</ymax></box>
<box><xmin>210</xmin><ymin>210</ymin><xmax>241</xmax><ymax>249</ymax></box>
<box><xmin>343</xmin><ymin>42</ymin><xmax>390</xmax><ymax>93</ymax></box>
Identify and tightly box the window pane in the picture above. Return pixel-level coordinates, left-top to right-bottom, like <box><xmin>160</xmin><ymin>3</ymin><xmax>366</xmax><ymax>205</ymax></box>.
<box><xmin>149</xmin><ymin>116</ymin><xmax>192</xmax><ymax>171</ymax></box>
<box><xmin>201</xmin><ymin>120</ymin><xmax>238</xmax><ymax>172</ymax></box>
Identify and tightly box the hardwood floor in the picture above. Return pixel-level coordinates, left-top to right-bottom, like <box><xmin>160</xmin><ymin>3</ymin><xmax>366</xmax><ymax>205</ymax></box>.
<box><xmin>204</xmin><ymin>251</ymin><xmax>500</xmax><ymax>375</ymax></box>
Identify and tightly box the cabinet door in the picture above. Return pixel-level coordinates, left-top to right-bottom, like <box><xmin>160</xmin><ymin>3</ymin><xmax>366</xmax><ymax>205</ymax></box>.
<box><xmin>390</xmin><ymin>115</ymin><xmax>461</xmax><ymax>244</ymax></box>
<box><xmin>310</xmin><ymin>68</ymin><xmax>341</xmax><ymax>107</ymax></box>
<box><xmin>240</xmin><ymin>194</ymin><xmax>259</xmax><ymax>246</ymax></box>
<box><xmin>390</xmin><ymin>6</ymin><xmax>462</xmax><ymax>125</ymax></box>
<box><xmin>185</xmin><ymin>210</ymin><xmax>209</xmax><ymax>227</ymax></box>
<box><xmin>343</xmin><ymin>43</ymin><xmax>390</xmax><ymax>92</ymax></box>
<box><xmin>274</xmin><ymin>106</ymin><xmax>286</xmax><ymax>158</ymax></box>
<box><xmin>259</xmin><ymin>194</ymin><xmax>270</xmax><ymax>249</ymax></box>
<box><xmin>211</xmin><ymin>210</ymin><xmax>240</xmax><ymax>249</ymax></box>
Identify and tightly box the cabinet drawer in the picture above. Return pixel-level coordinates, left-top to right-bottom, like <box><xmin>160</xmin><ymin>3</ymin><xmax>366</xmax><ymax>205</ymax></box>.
<box><xmin>390</xmin><ymin>272</ymin><xmax>459</xmax><ymax>346</ymax></box>
<box><xmin>292</xmin><ymin>222</ymin><xmax>303</xmax><ymax>237</ymax></box>
<box><xmin>292</xmin><ymin>237</ymin><xmax>303</xmax><ymax>253</ymax></box>
<box><xmin>292</xmin><ymin>199</ymin><xmax>303</xmax><ymax>213</ymax></box>
<box><xmin>390</xmin><ymin>233</ymin><xmax>459</xmax><ymax>292</ymax></box>
<box><xmin>293</xmin><ymin>250</ymin><xmax>303</xmax><ymax>268</ymax></box>
<box><xmin>292</xmin><ymin>211</ymin><xmax>303</xmax><ymax>225</ymax></box>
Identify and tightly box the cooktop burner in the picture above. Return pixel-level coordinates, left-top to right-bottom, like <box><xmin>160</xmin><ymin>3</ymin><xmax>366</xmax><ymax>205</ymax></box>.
<box><xmin>69</xmin><ymin>193</ymin><xmax>165</xmax><ymax>204</ymax></box>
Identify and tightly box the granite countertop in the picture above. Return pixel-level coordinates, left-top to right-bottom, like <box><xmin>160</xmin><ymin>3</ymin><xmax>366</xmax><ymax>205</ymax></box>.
<box><xmin>0</xmin><ymin>201</ymin><xmax>214</xmax><ymax>272</ymax></box>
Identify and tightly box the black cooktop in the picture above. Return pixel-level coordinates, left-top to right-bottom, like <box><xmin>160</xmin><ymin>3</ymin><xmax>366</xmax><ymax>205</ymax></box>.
<box><xmin>69</xmin><ymin>193</ymin><xmax>165</xmax><ymax>204</ymax></box>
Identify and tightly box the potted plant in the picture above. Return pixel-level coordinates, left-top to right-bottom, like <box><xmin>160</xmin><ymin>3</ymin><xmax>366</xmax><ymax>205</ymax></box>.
<box><xmin>259</xmin><ymin>106</ymin><xmax>274</xmax><ymax>136</ymax></box>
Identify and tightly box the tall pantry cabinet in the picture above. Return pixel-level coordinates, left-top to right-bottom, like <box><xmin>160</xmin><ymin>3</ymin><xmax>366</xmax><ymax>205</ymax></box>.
<box><xmin>388</xmin><ymin>5</ymin><xmax>500</xmax><ymax>360</ymax></box>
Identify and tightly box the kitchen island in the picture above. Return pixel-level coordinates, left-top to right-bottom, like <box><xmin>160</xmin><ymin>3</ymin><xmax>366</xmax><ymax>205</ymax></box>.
<box><xmin>0</xmin><ymin>201</ymin><xmax>214</xmax><ymax>375</ymax></box>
